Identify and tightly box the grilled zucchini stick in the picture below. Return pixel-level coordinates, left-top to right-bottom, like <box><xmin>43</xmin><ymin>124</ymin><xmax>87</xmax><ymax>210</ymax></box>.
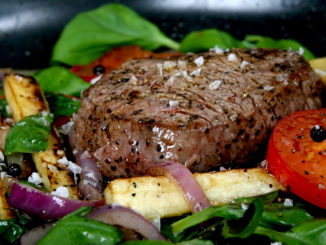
<box><xmin>104</xmin><ymin>167</ymin><xmax>284</xmax><ymax>220</ymax></box>
<box><xmin>4</xmin><ymin>74</ymin><xmax>79</xmax><ymax>199</ymax></box>
<box><xmin>0</xmin><ymin>178</ymin><xmax>14</xmax><ymax>220</ymax></box>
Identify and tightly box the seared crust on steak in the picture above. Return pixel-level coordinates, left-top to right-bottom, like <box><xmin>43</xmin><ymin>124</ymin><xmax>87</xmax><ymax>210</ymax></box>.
<box><xmin>74</xmin><ymin>48</ymin><xmax>322</xmax><ymax>178</ymax></box>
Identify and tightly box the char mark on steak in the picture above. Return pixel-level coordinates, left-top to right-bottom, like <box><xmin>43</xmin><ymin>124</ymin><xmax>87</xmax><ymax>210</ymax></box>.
<box><xmin>73</xmin><ymin>48</ymin><xmax>322</xmax><ymax>179</ymax></box>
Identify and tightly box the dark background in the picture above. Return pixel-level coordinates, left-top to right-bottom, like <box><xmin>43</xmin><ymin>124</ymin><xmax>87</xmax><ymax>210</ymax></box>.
<box><xmin>0</xmin><ymin>0</ymin><xmax>325</xmax><ymax>69</ymax></box>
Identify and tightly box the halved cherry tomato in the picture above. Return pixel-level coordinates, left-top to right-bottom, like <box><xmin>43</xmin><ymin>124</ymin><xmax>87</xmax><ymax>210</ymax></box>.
<box><xmin>266</xmin><ymin>108</ymin><xmax>326</xmax><ymax>209</ymax></box>
<box><xmin>70</xmin><ymin>45</ymin><xmax>181</xmax><ymax>82</ymax></box>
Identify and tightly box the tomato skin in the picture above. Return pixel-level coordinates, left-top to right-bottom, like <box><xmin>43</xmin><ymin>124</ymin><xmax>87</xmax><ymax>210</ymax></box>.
<box><xmin>70</xmin><ymin>46</ymin><xmax>181</xmax><ymax>82</ymax></box>
<box><xmin>266</xmin><ymin>109</ymin><xmax>326</xmax><ymax>209</ymax></box>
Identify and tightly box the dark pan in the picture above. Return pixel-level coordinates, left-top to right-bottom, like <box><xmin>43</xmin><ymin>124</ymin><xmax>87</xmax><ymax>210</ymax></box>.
<box><xmin>0</xmin><ymin>0</ymin><xmax>325</xmax><ymax>69</ymax></box>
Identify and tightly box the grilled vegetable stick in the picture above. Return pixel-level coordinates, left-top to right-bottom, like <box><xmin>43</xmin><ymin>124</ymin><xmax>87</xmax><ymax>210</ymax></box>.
<box><xmin>0</xmin><ymin>178</ymin><xmax>14</xmax><ymax>220</ymax></box>
<box><xmin>4</xmin><ymin>74</ymin><xmax>79</xmax><ymax>199</ymax></box>
<box><xmin>309</xmin><ymin>57</ymin><xmax>326</xmax><ymax>85</ymax></box>
<box><xmin>104</xmin><ymin>167</ymin><xmax>284</xmax><ymax>220</ymax></box>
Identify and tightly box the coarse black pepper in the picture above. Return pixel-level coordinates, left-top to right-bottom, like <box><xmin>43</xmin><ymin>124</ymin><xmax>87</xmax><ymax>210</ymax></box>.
<box><xmin>310</xmin><ymin>125</ymin><xmax>326</xmax><ymax>142</ymax></box>
<box><xmin>93</xmin><ymin>65</ymin><xmax>105</xmax><ymax>75</ymax></box>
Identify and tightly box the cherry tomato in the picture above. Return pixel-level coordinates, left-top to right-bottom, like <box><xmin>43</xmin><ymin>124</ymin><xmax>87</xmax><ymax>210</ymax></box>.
<box><xmin>266</xmin><ymin>108</ymin><xmax>326</xmax><ymax>209</ymax></box>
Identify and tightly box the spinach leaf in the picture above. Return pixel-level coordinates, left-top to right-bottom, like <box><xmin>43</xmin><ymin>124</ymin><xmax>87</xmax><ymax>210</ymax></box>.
<box><xmin>38</xmin><ymin>215</ymin><xmax>123</xmax><ymax>245</ymax></box>
<box><xmin>45</xmin><ymin>93</ymin><xmax>80</xmax><ymax>116</ymax></box>
<box><xmin>51</xmin><ymin>3</ymin><xmax>179</xmax><ymax>66</ymax></box>
<box><xmin>0</xmin><ymin>219</ymin><xmax>26</xmax><ymax>243</ymax></box>
<box><xmin>179</xmin><ymin>29</ymin><xmax>249</xmax><ymax>53</ymax></box>
<box><xmin>222</xmin><ymin>198</ymin><xmax>264</xmax><ymax>239</ymax></box>
<box><xmin>244</xmin><ymin>35</ymin><xmax>315</xmax><ymax>60</ymax></box>
<box><xmin>260</xmin><ymin>202</ymin><xmax>313</xmax><ymax>229</ymax></box>
<box><xmin>0</xmin><ymin>99</ymin><xmax>11</xmax><ymax>118</ymax></box>
<box><xmin>179</xmin><ymin>28</ymin><xmax>315</xmax><ymax>60</ymax></box>
<box><xmin>5</xmin><ymin>113</ymin><xmax>53</xmax><ymax>155</ymax></box>
<box><xmin>255</xmin><ymin>219</ymin><xmax>326</xmax><ymax>245</ymax></box>
<box><xmin>33</xmin><ymin>66</ymin><xmax>90</xmax><ymax>97</ymax></box>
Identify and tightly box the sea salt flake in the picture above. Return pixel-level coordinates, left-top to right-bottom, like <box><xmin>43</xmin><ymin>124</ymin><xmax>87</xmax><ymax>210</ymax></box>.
<box><xmin>169</xmin><ymin>100</ymin><xmax>179</xmax><ymax>107</ymax></box>
<box><xmin>5</xmin><ymin>105</ymin><xmax>11</xmax><ymax>115</ymax></box>
<box><xmin>194</xmin><ymin>56</ymin><xmax>204</xmax><ymax>67</ymax></box>
<box><xmin>15</xmin><ymin>75</ymin><xmax>23</xmax><ymax>82</ymax></box>
<box><xmin>240</xmin><ymin>60</ymin><xmax>249</xmax><ymax>70</ymax></box>
<box><xmin>181</xmin><ymin>71</ymin><xmax>193</xmax><ymax>81</ymax></box>
<box><xmin>209</xmin><ymin>80</ymin><xmax>222</xmax><ymax>90</ymax></box>
<box><xmin>264</xmin><ymin>85</ymin><xmax>274</xmax><ymax>91</ymax></box>
<box><xmin>178</xmin><ymin>60</ymin><xmax>187</xmax><ymax>69</ymax></box>
<box><xmin>227</xmin><ymin>53</ymin><xmax>238</xmax><ymax>62</ymax></box>
<box><xmin>130</xmin><ymin>75</ymin><xmax>138</xmax><ymax>85</ymax></box>
<box><xmin>210</xmin><ymin>45</ymin><xmax>224</xmax><ymax>54</ymax></box>
<box><xmin>163</xmin><ymin>61</ymin><xmax>177</xmax><ymax>70</ymax></box>
<box><xmin>157</xmin><ymin>63</ymin><xmax>163</xmax><ymax>76</ymax></box>
<box><xmin>298</xmin><ymin>47</ymin><xmax>304</xmax><ymax>55</ymax></box>
<box><xmin>241</xmin><ymin>203</ymin><xmax>248</xmax><ymax>210</ymax></box>
<box><xmin>0</xmin><ymin>151</ymin><xmax>4</xmax><ymax>162</ymax></box>
<box><xmin>284</xmin><ymin>198</ymin><xmax>293</xmax><ymax>207</ymax></box>
<box><xmin>319</xmin><ymin>183</ymin><xmax>325</xmax><ymax>190</ymax></box>
<box><xmin>59</xmin><ymin>121</ymin><xmax>74</xmax><ymax>135</ymax></box>
<box><xmin>90</xmin><ymin>75</ymin><xmax>102</xmax><ymax>85</ymax></box>
<box><xmin>28</xmin><ymin>172</ymin><xmax>43</xmax><ymax>185</ymax></box>
<box><xmin>190</xmin><ymin>68</ymin><xmax>201</xmax><ymax>77</ymax></box>
<box><xmin>51</xmin><ymin>186</ymin><xmax>69</xmax><ymax>198</ymax></box>
<box><xmin>271</xmin><ymin>242</ymin><xmax>282</xmax><ymax>245</ymax></box>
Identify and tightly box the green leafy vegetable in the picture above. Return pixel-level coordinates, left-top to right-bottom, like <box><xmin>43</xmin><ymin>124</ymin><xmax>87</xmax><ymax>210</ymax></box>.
<box><xmin>51</xmin><ymin>3</ymin><xmax>179</xmax><ymax>66</ymax></box>
<box><xmin>244</xmin><ymin>35</ymin><xmax>315</xmax><ymax>60</ymax></box>
<box><xmin>179</xmin><ymin>29</ymin><xmax>315</xmax><ymax>60</ymax></box>
<box><xmin>121</xmin><ymin>240</ymin><xmax>214</xmax><ymax>245</ymax></box>
<box><xmin>38</xmin><ymin>215</ymin><xmax>123</xmax><ymax>245</ymax></box>
<box><xmin>0</xmin><ymin>219</ymin><xmax>26</xmax><ymax>243</ymax></box>
<box><xmin>33</xmin><ymin>66</ymin><xmax>90</xmax><ymax>97</ymax></box>
<box><xmin>45</xmin><ymin>93</ymin><xmax>80</xmax><ymax>116</ymax></box>
<box><xmin>255</xmin><ymin>219</ymin><xmax>326</xmax><ymax>245</ymax></box>
<box><xmin>4</xmin><ymin>113</ymin><xmax>54</xmax><ymax>155</ymax></box>
<box><xmin>260</xmin><ymin>202</ymin><xmax>313</xmax><ymax>229</ymax></box>
<box><xmin>222</xmin><ymin>198</ymin><xmax>264</xmax><ymax>239</ymax></box>
<box><xmin>0</xmin><ymin>99</ymin><xmax>11</xmax><ymax>118</ymax></box>
<box><xmin>179</xmin><ymin>29</ymin><xmax>249</xmax><ymax>53</ymax></box>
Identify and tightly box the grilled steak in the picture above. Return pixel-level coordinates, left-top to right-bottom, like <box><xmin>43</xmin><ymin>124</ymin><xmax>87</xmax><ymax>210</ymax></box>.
<box><xmin>73</xmin><ymin>48</ymin><xmax>322</xmax><ymax>179</ymax></box>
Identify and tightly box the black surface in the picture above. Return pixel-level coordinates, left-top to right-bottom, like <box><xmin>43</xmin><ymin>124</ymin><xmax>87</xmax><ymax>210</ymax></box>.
<box><xmin>0</xmin><ymin>0</ymin><xmax>326</xmax><ymax>69</ymax></box>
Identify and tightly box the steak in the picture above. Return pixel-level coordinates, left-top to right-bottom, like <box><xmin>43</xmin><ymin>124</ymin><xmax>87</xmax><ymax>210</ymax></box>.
<box><xmin>73</xmin><ymin>48</ymin><xmax>322</xmax><ymax>179</ymax></box>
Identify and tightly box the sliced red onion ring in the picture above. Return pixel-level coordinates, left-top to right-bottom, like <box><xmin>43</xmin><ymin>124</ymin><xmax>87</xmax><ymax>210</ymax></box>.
<box><xmin>74</xmin><ymin>150</ymin><xmax>103</xmax><ymax>200</ymax></box>
<box><xmin>147</xmin><ymin>161</ymin><xmax>211</xmax><ymax>213</ymax></box>
<box><xmin>20</xmin><ymin>222</ymin><xmax>55</xmax><ymax>245</ymax></box>
<box><xmin>8</xmin><ymin>182</ymin><xmax>103</xmax><ymax>220</ymax></box>
<box><xmin>68</xmin><ymin>127</ymin><xmax>103</xmax><ymax>200</ymax></box>
<box><xmin>86</xmin><ymin>204</ymin><xmax>165</xmax><ymax>240</ymax></box>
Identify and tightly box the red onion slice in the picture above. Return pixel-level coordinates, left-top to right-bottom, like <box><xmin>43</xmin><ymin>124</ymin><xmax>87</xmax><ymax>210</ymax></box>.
<box><xmin>20</xmin><ymin>223</ymin><xmax>55</xmax><ymax>245</ymax></box>
<box><xmin>74</xmin><ymin>150</ymin><xmax>103</xmax><ymax>200</ymax></box>
<box><xmin>147</xmin><ymin>161</ymin><xmax>211</xmax><ymax>213</ymax></box>
<box><xmin>86</xmin><ymin>204</ymin><xmax>165</xmax><ymax>240</ymax></box>
<box><xmin>8</xmin><ymin>182</ymin><xmax>103</xmax><ymax>220</ymax></box>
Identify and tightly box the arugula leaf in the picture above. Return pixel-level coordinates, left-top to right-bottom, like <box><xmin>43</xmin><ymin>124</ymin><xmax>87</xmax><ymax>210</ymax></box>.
<box><xmin>179</xmin><ymin>29</ymin><xmax>249</xmax><ymax>53</ymax></box>
<box><xmin>244</xmin><ymin>35</ymin><xmax>315</xmax><ymax>60</ymax></box>
<box><xmin>179</xmin><ymin>28</ymin><xmax>315</xmax><ymax>60</ymax></box>
<box><xmin>260</xmin><ymin>203</ymin><xmax>313</xmax><ymax>229</ymax></box>
<box><xmin>45</xmin><ymin>93</ymin><xmax>80</xmax><ymax>116</ymax></box>
<box><xmin>5</xmin><ymin>113</ymin><xmax>54</xmax><ymax>155</ymax></box>
<box><xmin>255</xmin><ymin>219</ymin><xmax>326</xmax><ymax>245</ymax></box>
<box><xmin>33</xmin><ymin>66</ymin><xmax>90</xmax><ymax>97</ymax></box>
<box><xmin>51</xmin><ymin>3</ymin><xmax>179</xmax><ymax>66</ymax></box>
<box><xmin>222</xmin><ymin>198</ymin><xmax>264</xmax><ymax>239</ymax></box>
<box><xmin>121</xmin><ymin>239</ymin><xmax>213</xmax><ymax>245</ymax></box>
<box><xmin>0</xmin><ymin>99</ymin><xmax>11</xmax><ymax>118</ymax></box>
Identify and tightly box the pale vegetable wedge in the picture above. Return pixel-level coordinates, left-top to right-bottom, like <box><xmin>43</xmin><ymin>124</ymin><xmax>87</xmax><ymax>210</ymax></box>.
<box><xmin>0</xmin><ymin>178</ymin><xmax>14</xmax><ymax>220</ymax></box>
<box><xmin>104</xmin><ymin>167</ymin><xmax>284</xmax><ymax>220</ymax></box>
<box><xmin>4</xmin><ymin>74</ymin><xmax>79</xmax><ymax>199</ymax></box>
<box><xmin>309</xmin><ymin>57</ymin><xmax>326</xmax><ymax>85</ymax></box>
